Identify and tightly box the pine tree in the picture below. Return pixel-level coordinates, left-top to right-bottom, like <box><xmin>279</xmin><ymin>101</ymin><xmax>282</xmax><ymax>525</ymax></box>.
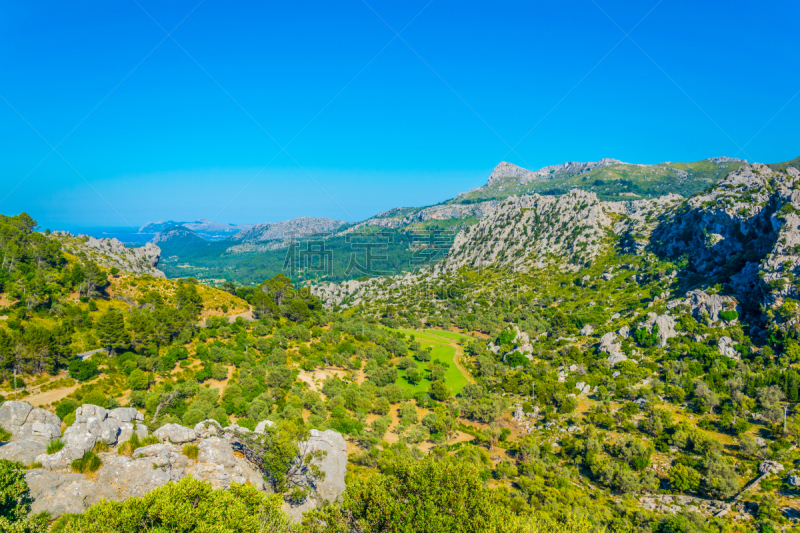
<box><xmin>95</xmin><ymin>309</ymin><xmax>129</xmax><ymax>356</ymax></box>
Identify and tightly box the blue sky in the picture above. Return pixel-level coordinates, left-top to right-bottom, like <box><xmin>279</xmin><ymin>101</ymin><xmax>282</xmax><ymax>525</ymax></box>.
<box><xmin>1</xmin><ymin>0</ymin><xmax>799</xmax><ymax>229</ymax></box>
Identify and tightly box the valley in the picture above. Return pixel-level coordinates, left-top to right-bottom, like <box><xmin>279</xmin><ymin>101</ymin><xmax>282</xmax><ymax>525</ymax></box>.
<box><xmin>3</xmin><ymin>155</ymin><xmax>800</xmax><ymax>532</ymax></box>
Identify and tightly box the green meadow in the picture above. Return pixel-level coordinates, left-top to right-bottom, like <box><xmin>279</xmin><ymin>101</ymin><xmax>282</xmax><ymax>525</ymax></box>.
<box><xmin>382</xmin><ymin>328</ymin><xmax>472</xmax><ymax>395</ymax></box>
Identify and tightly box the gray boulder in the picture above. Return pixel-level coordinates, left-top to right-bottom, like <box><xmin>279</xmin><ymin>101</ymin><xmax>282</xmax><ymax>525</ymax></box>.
<box><xmin>0</xmin><ymin>402</ymin><xmax>60</xmax><ymax>445</ymax></box>
<box><xmin>282</xmin><ymin>429</ymin><xmax>348</xmax><ymax>520</ymax></box>
<box><xmin>118</xmin><ymin>421</ymin><xmax>148</xmax><ymax>444</ymax></box>
<box><xmin>0</xmin><ymin>401</ymin><xmax>33</xmax><ymax>434</ymax></box>
<box><xmin>0</xmin><ymin>440</ymin><xmax>47</xmax><ymax>464</ymax></box>
<box><xmin>194</xmin><ymin>419</ymin><xmax>223</xmax><ymax>438</ymax></box>
<box><xmin>153</xmin><ymin>423</ymin><xmax>196</xmax><ymax>444</ymax></box>
<box><xmin>759</xmin><ymin>460</ymin><xmax>785</xmax><ymax>475</ymax></box>
<box><xmin>62</xmin><ymin>423</ymin><xmax>98</xmax><ymax>453</ymax></box>
<box><xmin>75</xmin><ymin>405</ymin><xmax>108</xmax><ymax>423</ymax></box>
<box><xmin>198</xmin><ymin>437</ymin><xmax>235</xmax><ymax>467</ymax></box>
<box><xmin>36</xmin><ymin>445</ymin><xmax>87</xmax><ymax>470</ymax></box>
<box><xmin>107</xmin><ymin>408</ymin><xmax>143</xmax><ymax>423</ymax></box>
<box><xmin>680</xmin><ymin>290</ymin><xmax>738</xmax><ymax>323</ymax></box>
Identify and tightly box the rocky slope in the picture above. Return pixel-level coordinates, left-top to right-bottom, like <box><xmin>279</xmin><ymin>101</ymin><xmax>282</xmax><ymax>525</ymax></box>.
<box><xmin>313</xmin><ymin>161</ymin><xmax>800</xmax><ymax>336</ymax></box>
<box><xmin>0</xmin><ymin>401</ymin><xmax>347</xmax><ymax>521</ymax></box>
<box><xmin>230</xmin><ymin>217</ymin><xmax>346</xmax><ymax>243</ymax></box>
<box><xmin>53</xmin><ymin>232</ymin><xmax>164</xmax><ymax>278</ymax></box>
<box><xmin>439</xmin><ymin>190</ymin><xmax>683</xmax><ymax>274</ymax></box>
<box><xmin>338</xmin><ymin>202</ymin><xmax>495</xmax><ymax>234</ymax></box>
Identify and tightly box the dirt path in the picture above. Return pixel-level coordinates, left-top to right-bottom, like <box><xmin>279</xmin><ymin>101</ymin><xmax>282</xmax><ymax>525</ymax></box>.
<box><xmin>23</xmin><ymin>384</ymin><xmax>80</xmax><ymax>407</ymax></box>
<box><xmin>451</xmin><ymin>342</ymin><xmax>476</xmax><ymax>385</ymax></box>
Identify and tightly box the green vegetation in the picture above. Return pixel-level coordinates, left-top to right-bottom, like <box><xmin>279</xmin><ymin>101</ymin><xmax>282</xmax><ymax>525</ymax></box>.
<box><xmin>70</xmin><ymin>452</ymin><xmax>102</xmax><ymax>474</ymax></box>
<box><xmin>182</xmin><ymin>443</ymin><xmax>199</xmax><ymax>460</ymax></box>
<box><xmin>45</xmin><ymin>439</ymin><xmax>64</xmax><ymax>455</ymax></box>
<box><xmin>0</xmin><ymin>459</ymin><xmax>47</xmax><ymax>532</ymax></box>
<box><xmin>50</xmin><ymin>477</ymin><xmax>290</xmax><ymax>533</ymax></box>
<box><xmin>157</xmin><ymin>226</ymin><xmax>460</xmax><ymax>287</ymax></box>
<box><xmin>385</xmin><ymin>328</ymin><xmax>470</xmax><ymax>396</ymax></box>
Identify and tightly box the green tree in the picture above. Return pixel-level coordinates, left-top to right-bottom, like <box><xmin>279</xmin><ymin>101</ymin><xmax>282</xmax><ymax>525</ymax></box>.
<box><xmin>430</xmin><ymin>380</ymin><xmax>451</xmax><ymax>402</ymax></box>
<box><xmin>704</xmin><ymin>454</ymin><xmax>740</xmax><ymax>499</ymax></box>
<box><xmin>127</xmin><ymin>369</ymin><xmax>151</xmax><ymax>391</ymax></box>
<box><xmin>669</xmin><ymin>463</ymin><xmax>701</xmax><ymax>492</ymax></box>
<box><xmin>95</xmin><ymin>309</ymin><xmax>130</xmax><ymax>356</ymax></box>
<box><xmin>235</xmin><ymin>421</ymin><xmax>326</xmax><ymax>503</ymax></box>
<box><xmin>67</xmin><ymin>358</ymin><xmax>98</xmax><ymax>382</ymax></box>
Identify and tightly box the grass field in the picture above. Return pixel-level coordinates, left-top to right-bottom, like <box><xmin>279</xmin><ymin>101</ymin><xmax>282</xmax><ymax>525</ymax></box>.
<box><xmin>382</xmin><ymin>328</ymin><xmax>472</xmax><ymax>396</ymax></box>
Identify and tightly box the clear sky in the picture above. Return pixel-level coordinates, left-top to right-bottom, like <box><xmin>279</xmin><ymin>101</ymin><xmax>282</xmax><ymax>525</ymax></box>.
<box><xmin>1</xmin><ymin>0</ymin><xmax>799</xmax><ymax>229</ymax></box>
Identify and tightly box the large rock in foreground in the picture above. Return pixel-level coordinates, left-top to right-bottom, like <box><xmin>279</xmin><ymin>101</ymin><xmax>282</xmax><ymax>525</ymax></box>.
<box><xmin>282</xmin><ymin>429</ymin><xmax>348</xmax><ymax>520</ymax></box>
<box><xmin>3</xmin><ymin>402</ymin><xmax>348</xmax><ymax>521</ymax></box>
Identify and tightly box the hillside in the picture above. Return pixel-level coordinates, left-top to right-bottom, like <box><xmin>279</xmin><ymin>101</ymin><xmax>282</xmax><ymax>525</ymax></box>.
<box><xmin>5</xmin><ymin>156</ymin><xmax>800</xmax><ymax>532</ymax></box>
<box><xmin>452</xmin><ymin>157</ymin><xmax>746</xmax><ymax>205</ymax></box>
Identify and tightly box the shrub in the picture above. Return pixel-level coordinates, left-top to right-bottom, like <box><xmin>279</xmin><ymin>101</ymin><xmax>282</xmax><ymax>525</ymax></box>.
<box><xmin>83</xmin><ymin>390</ymin><xmax>109</xmax><ymax>407</ymax></box>
<box><xmin>719</xmin><ymin>310</ymin><xmax>739</xmax><ymax>322</ymax></box>
<box><xmin>302</xmin><ymin>457</ymin><xmax>515</xmax><ymax>533</ymax></box>
<box><xmin>71</xmin><ymin>452</ymin><xmax>102</xmax><ymax>474</ymax></box>
<box><xmin>127</xmin><ymin>369</ymin><xmax>151</xmax><ymax>391</ymax></box>
<box><xmin>0</xmin><ymin>425</ymin><xmax>10</xmax><ymax>442</ymax></box>
<box><xmin>50</xmin><ymin>476</ymin><xmax>289</xmax><ymax>533</ymax></box>
<box><xmin>0</xmin><ymin>459</ymin><xmax>48</xmax><ymax>531</ymax></box>
<box><xmin>236</xmin><ymin>418</ymin><xmax>256</xmax><ymax>431</ymax></box>
<box><xmin>93</xmin><ymin>441</ymin><xmax>110</xmax><ymax>453</ymax></box>
<box><xmin>55</xmin><ymin>399</ymin><xmax>77</xmax><ymax>420</ymax></box>
<box><xmin>62</xmin><ymin>412</ymin><xmax>76</xmax><ymax>428</ymax></box>
<box><xmin>68</xmin><ymin>359</ymin><xmax>99</xmax><ymax>382</ymax></box>
<box><xmin>47</xmin><ymin>439</ymin><xmax>65</xmax><ymax>455</ymax></box>
<box><xmin>182</xmin><ymin>444</ymin><xmax>199</xmax><ymax>460</ymax></box>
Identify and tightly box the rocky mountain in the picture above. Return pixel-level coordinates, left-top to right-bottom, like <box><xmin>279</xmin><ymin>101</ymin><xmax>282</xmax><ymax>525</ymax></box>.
<box><xmin>150</xmin><ymin>225</ymin><xmax>205</xmax><ymax>247</ymax></box>
<box><xmin>313</xmin><ymin>160</ymin><xmax>800</xmax><ymax>336</ymax></box>
<box><xmin>338</xmin><ymin>202</ymin><xmax>495</xmax><ymax>235</ymax></box>
<box><xmin>140</xmin><ymin>219</ymin><xmax>254</xmax><ymax>240</ymax></box>
<box><xmin>486</xmin><ymin>159</ymin><xmax>622</xmax><ymax>186</ymax></box>
<box><xmin>229</xmin><ymin>217</ymin><xmax>347</xmax><ymax>244</ymax></box>
<box><xmin>52</xmin><ymin>231</ymin><xmax>164</xmax><ymax>278</ymax></box>
<box><xmin>453</xmin><ymin>157</ymin><xmax>747</xmax><ymax>205</ymax></box>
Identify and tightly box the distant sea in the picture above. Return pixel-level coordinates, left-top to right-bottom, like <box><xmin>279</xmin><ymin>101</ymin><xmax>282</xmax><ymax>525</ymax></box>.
<box><xmin>49</xmin><ymin>226</ymin><xmax>156</xmax><ymax>247</ymax></box>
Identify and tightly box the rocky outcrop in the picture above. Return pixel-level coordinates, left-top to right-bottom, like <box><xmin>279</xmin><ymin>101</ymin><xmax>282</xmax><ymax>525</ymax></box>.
<box><xmin>718</xmin><ymin>336</ymin><xmax>740</xmax><ymax>359</ymax></box>
<box><xmin>484</xmin><ymin>159</ymin><xmax>622</xmax><ymax>187</ymax></box>
<box><xmin>37</xmin><ymin>406</ymin><xmax>148</xmax><ymax>470</ymax></box>
<box><xmin>641</xmin><ymin>312</ymin><xmax>678</xmax><ymax>348</ymax></box>
<box><xmin>53</xmin><ymin>233</ymin><xmax>164</xmax><ymax>278</ymax></box>
<box><xmin>282</xmin><ymin>429</ymin><xmax>348</xmax><ymax>520</ymax></box>
<box><xmin>0</xmin><ymin>401</ymin><xmax>61</xmax><ymax>464</ymax></box>
<box><xmin>598</xmin><ymin>332</ymin><xmax>628</xmax><ymax>366</ymax></box>
<box><xmin>27</xmin><ymin>440</ymin><xmax>265</xmax><ymax>518</ymax></box>
<box><xmin>670</xmin><ymin>289</ymin><xmax>738</xmax><ymax>323</ymax></box>
<box><xmin>0</xmin><ymin>401</ymin><xmax>60</xmax><ymax>445</ymax></box>
<box><xmin>1</xmin><ymin>402</ymin><xmax>347</xmax><ymax>521</ymax></box>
